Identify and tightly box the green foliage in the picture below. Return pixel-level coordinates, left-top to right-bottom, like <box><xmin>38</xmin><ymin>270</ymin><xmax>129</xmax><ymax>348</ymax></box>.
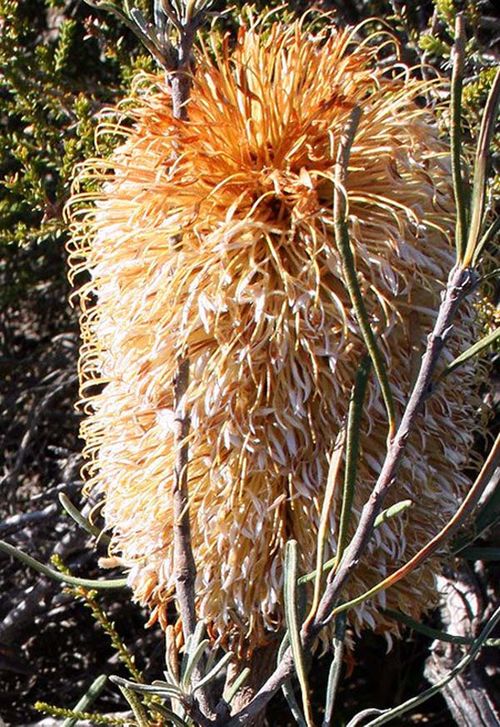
<box><xmin>51</xmin><ymin>553</ymin><xmax>143</xmax><ymax>683</ymax></box>
<box><xmin>34</xmin><ymin>701</ymin><xmax>130</xmax><ymax>725</ymax></box>
<box><xmin>0</xmin><ymin>0</ymin><xmax>152</xmax><ymax>310</ymax></box>
<box><xmin>0</xmin><ymin>0</ymin><xmax>151</xmax><ymax>252</ymax></box>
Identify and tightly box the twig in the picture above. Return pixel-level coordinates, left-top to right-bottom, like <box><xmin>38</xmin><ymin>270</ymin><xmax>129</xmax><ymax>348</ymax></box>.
<box><xmin>167</xmin><ymin>16</ymin><xmax>199</xmax><ymax>670</ymax></box>
<box><xmin>80</xmin><ymin>1</ymin><xmax>214</xmax><ymax>719</ymax></box>
<box><xmin>160</xmin><ymin>4</ymin><xmax>214</xmax><ymax>719</ymax></box>
<box><xmin>172</xmin><ymin>355</ymin><xmax>197</xmax><ymax>639</ymax></box>
<box><xmin>0</xmin><ymin>503</ymin><xmax>58</xmax><ymax>537</ymax></box>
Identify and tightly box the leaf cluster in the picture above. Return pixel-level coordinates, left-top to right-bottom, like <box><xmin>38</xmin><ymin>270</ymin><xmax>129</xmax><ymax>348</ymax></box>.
<box><xmin>0</xmin><ymin>0</ymin><xmax>153</xmax><ymax>307</ymax></box>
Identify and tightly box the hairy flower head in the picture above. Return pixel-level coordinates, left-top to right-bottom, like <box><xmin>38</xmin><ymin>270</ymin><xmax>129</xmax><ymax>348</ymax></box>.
<box><xmin>68</xmin><ymin>19</ymin><xmax>481</xmax><ymax>651</ymax></box>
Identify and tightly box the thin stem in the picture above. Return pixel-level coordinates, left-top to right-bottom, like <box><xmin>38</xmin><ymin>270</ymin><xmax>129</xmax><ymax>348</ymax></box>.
<box><xmin>167</xmin><ymin>15</ymin><xmax>215</xmax><ymax>718</ymax></box>
<box><xmin>314</xmin><ymin>264</ymin><xmax>474</xmax><ymax>628</ymax></box>
<box><xmin>172</xmin><ymin>356</ymin><xmax>197</xmax><ymax>638</ymax></box>
<box><xmin>168</xmin><ymin>11</ymin><xmax>199</xmax><ymax>647</ymax></box>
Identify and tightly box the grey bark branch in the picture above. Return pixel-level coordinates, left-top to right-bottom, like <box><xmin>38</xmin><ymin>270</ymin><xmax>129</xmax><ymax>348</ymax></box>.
<box><xmin>0</xmin><ymin>503</ymin><xmax>58</xmax><ymax>537</ymax></box>
<box><xmin>172</xmin><ymin>355</ymin><xmax>197</xmax><ymax>638</ymax></box>
<box><xmin>167</xmin><ymin>10</ymin><xmax>216</xmax><ymax>721</ymax></box>
<box><xmin>169</xmin><ymin>20</ymin><xmax>196</xmax><ymax>639</ymax></box>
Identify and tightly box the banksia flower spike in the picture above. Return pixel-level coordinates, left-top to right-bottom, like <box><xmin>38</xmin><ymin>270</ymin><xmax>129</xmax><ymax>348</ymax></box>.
<box><xmin>68</xmin><ymin>18</ymin><xmax>482</xmax><ymax>652</ymax></box>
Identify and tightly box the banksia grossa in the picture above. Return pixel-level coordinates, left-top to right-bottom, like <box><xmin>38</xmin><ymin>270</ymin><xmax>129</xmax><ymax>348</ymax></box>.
<box><xmin>68</xmin><ymin>18</ymin><xmax>482</xmax><ymax>652</ymax></box>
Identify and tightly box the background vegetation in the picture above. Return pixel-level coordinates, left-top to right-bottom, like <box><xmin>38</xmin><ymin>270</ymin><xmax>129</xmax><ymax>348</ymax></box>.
<box><xmin>0</xmin><ymin>0</ymin><xmax>498</xmax><ymax>725</ymax></box>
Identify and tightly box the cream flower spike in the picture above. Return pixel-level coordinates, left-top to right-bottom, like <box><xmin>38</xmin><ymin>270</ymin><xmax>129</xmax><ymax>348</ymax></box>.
<box><xmin>68</xmin><ymin>18</ymin><xmax>482</xmax><ymax>654</ymax></box>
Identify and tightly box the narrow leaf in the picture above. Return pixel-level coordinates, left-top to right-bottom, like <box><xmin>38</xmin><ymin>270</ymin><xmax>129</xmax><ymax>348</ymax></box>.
<box><xmin>472</xmin><ymin>480</ymin><xmax>500</xmax><ymax>535</ymax></box>
<box><xmin>110</xmin><ymin>675</ymin><xmax>183</xmax><ymax>699</ymax></box>
<box><xmin>385</xmin><ymin>608</ymin><xmax>499</xmax><ymax>647</ymax></box>
<box><xmin>284</xmin><ymin>541</ymin><xmax>313</xmax><ymax>727</ymax></box>
<box><xmin>148</xmin><ymin>703</ymin><xmax>190</xmax><ymax>726</ymax></box>
<box><xmin>0</xmin><ymin>539</ymin><xmax>128</xmax><ymax>590</ymax></box>
<box><xmin>306</xmin><ymin>427</ymin><xmax>345</xmax><ymax>623</ymax></box>
<box><xmin>282</xmin><ymin>680</ymin><xmax>308</xmax><ymax>727</ymax></box>
<box><xmin>464</xmin><ymin>67</ymin><xmax>500</xmax><ymax>266</ymax></box>
<box><xmin>181</xmin><ymin>638</ymin><xmax>210</xmax><ymax>690</ymax></box>
<box><xmin>117</xmin><ymin>685</ymin><xmax>149</xmax><ymax>727</ymax></box>
<box><xmin>374</xmin><ymin>500</ymin><xmax>413</xmax><ymax>528</ymax></box>
<box><xmin>458</xmin><ymin>546</ymin><xmax>500</xmax><ymax>561</ymax></box>
<box><xmin>181</xmin><ymin>621</ymin><xmax>208</xmax><ymax>689</ymax></box>
<box><xmin>333</xmin><ymin>108</ymin><xmax>396</xmax><ymax>440</ymax></box>
<box><xmin>473</xmin><ymin>216</ymin><xmax>500</xmax><ymax>265</ymax></box>
<box><xmin>323</xmin><ymin>613</ymin><xmax>347</xmax><ymax>727</ymax></box>
<box><xmin>450</xmin><ymin>14</ymin><xmax>467</xmax><ymax>261</ymax></box>
<box><xmin>276</xmin><ymin>633</ymin><xmax>307</xmax><ymax>726</ymax></box>
<box><xmin>59</xmin><ymin>494</ymin><xmax>111</xmax><ymax>545</ymax></box>
<box><xmin>441</xmin><ymin>327</ymin><xmax>499</xmax><ymax>378</ymax></box>
<box><xmin>192</xmin><ymin>651</ymin><xmax>233</xmax><ymax>693</ymax></box>
<box><xmin>62</xmin><ymin>675</ymin><xmax>107</xmax><ymax>727</ymax></box>
<box><xmin>223</xmin><ymin>667</ymin><xmax>250</xmax><ymax>704</ymax></box>
<box><xmin>335</xmin><ymin>357</ymin><xmax>371</xmax><ymax>569</ymax></box>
